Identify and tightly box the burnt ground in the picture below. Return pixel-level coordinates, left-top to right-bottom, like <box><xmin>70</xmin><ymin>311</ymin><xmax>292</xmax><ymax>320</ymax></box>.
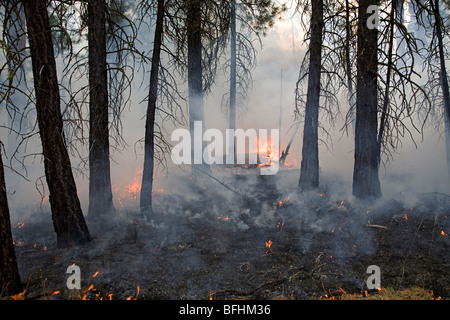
<box><xmin>8</xmin><ymin>169</ymin><xmax>450</xmax><ymax>300</ymax></box>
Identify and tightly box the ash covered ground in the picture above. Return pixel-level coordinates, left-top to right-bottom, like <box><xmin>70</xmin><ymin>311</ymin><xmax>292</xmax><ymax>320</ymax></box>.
<box><xmin>10</xmin><ymin>168</ymin><xmax>450</xmax><ymax>300</ymax></box>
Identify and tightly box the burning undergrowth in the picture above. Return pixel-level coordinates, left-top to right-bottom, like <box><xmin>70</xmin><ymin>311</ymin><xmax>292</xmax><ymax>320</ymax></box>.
<box><xmin>8</xmin><ymin>168</ymin><xmax>450</xmax><ymax>300</ymax></box>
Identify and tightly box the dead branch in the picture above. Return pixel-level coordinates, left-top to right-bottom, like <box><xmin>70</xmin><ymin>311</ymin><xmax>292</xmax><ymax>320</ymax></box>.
<box><xmin>190</xmin><ymin>165</ymin><xmax>241</xmax><ymax>196</ymax></box>
<box><xmin>366</xmin><ymin>224</ymin><xmax>388</xmax><ymax>229</ymax></box>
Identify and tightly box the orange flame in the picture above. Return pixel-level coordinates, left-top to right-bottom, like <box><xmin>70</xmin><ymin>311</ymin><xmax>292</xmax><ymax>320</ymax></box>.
<box><xmin>252</xmin><ymin>137</ymin><xmax>280</xmax><ymax>163</ymax></box>
<box><xmin>13</xmin><ymin>222</ymin><xmax>25</xmax><ymax>229</ymax></box>
<box><xmin>12</xmin><ymin>289</ymin><xmax>26</xmax><ymax>300</ymax></box>
<box><xmin>126</xmin><ymin>286</ymin><xmax>140</xmax><ymax>300</ymax></box>
<box><xmin>265</xmin><ymin>240</ymin><xmax>273</xmax><ymax>254</ymax></box>
<box><xmin>116</xmin><ymin>168</ymin><xmax>143</xmax><ymax>207</ymax></box>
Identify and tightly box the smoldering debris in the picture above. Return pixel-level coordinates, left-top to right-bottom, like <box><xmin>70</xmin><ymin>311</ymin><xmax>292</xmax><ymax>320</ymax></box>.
<box><xmin>9</xmin><ymin>169</ymin><xmax>450</xmax><ymax>300</ymax></box>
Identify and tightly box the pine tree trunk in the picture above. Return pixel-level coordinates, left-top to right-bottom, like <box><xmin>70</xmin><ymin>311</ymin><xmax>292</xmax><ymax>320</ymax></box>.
<box><xmin>22</xmin><ymin>0</ymin><xmax>91</xmax><ymax>247</ymax></box>
<box><xmin>378</xmin><ymin>1</ymin><xmax>396</xmax><ymax>159</ymax></box>
<box><xmin>299</xmin><ymin>0</ymin><xmax>323</xmax><ymax>190</ymax></box>
<box><xmin>345</xmin><ymin>0</ymin><xmax>356</xmax><ymax>135</ymax></box>
<box><xmin>352</xmin><ymin>0</ymin><xmax>382</xmax><ymax>200</ymax></box>
<box><xmin>87</xmin><ymin>0</ymin><xmax>114</xmax><ymax>219</ymax></box>
<box><xmin>186</xmin><ymin>0</ymin><xmax>210</xmax><ymax>176</ymax></box>
<box><xmin>141</xmin><ymin>0</ymin><xmax>164</xmax><ymax>218</ymax></box>
<box><xmin>0</xmin><ymin>142</ymin><xmax>22</xmax><ymax>296</ymax></box>
<box><xmin>228</xmin><ymin>0</ymin><xmax>237</xmax><ymax>161</ymax></box>
<box><xmin>5</xmin><ymin>1</ymin><xmax>26</xmax><ymax>157</ymax></box>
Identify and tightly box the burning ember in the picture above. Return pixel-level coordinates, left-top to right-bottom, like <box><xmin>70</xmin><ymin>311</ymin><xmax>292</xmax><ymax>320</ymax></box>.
<box><xmin>126</xmin><ymin>286</ymin><xmax>140</xmax><ymax>300</ymax></box>
<box><xmin>13</xmin><ymin>222</ymin><xmax>26</xmax><ymax>229</ymax></box>
<box><xmin>265</xmin><ymin>240</ymin><xmax>273</xmax><ymax>254</ymax></box>
<box><xmin>278</xmin><ymin>196</ymin><xmax>290</xmax><ymax>207</ymax></box>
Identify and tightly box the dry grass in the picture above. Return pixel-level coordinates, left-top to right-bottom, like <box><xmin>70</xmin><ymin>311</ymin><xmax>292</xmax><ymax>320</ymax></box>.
<box><xmin>339</xmin><ymin>287</ymin><xmax>440</xmax><ymax>300</ymax></box>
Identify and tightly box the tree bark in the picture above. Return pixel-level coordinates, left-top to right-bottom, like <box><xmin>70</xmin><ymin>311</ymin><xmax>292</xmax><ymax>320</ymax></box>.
<box><xmin>0</xmin><ymin>142</ymin><xmax>22</xmax><ymax>296</ymax></box>
<box><xmin>22</xmin><ymin>0</ymin><xmax>91</xmax><ymax>247</ymax></box>
<box><xmin>345</xmin><ymin>0</ymin><xmax>356</xmax><ymax>135</ymax></box>
<box><xmin>141</xmin><ymin>0</ymin><xmax>165</xmax><ymax>218</ymax></box>
<box><xmin>299</xmin><ymin>0</ymin><xmax>323</xmax><ymax>190</ymax></box>
<box><xmin>228</xmin><ymin>0</ymin><xmax>237</xmax><ymax>162</ymax></box>
<box><xmin>186</xmin><ymin>0</ymin><xmax>211</xmax><ymax>175</ymax></box>
<box><xmin>378</xmin><ymin>0</ymin><xmax>396</xmax><ymax>159</ymax></box>
<box><xmin>5</xmin><ymin>1</ymin><xmax>27</xmax><ymax>157</ymax></box>
<box><xmin>88</xmin><ymin>0</ymin><xmax>114</xmax><ymax>219</ymax></box>
<box><xmin>352</xmin><ymin>0</ymin><xmax>382</xmax><ymax>200</ymax></box>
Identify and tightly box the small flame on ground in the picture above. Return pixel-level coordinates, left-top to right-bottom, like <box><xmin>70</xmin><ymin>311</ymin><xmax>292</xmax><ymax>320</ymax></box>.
<box><xmin>126</xmin><ymin>286</ymin><xmax>140</xmax><ymax>300</ymax></box>
<box><xmin>277</xmin><ymin>221</ymin><xmax>284</xmax><ymax>231</ymax></box>
<box><xmin>13</xmin><ymin>222</ymin><xmax>25</xmax><ymax>229</ymax></box>
<box><xmin>278</xmin><ymin>196</ymin><xmax>290</xmax><ymax>207</ymax></box>
<box><xmin>265</xmin><ymin>240</ymin><xmax>273</xmax><ymax>254</ymax></box>
<box><xmin>12</xmin><ymin>289</ymin><xmax>26</xmax><ymax>300</ymax></box>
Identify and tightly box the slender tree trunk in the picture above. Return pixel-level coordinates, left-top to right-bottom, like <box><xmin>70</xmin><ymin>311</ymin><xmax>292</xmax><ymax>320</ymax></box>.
<box><xmin>88</xmin><ymin>0</ymin><xmax>114</xmax><ymax>219</ymax></box>
<box><xmin>22</xmin><ymin>0</ymin><xmax>91</xmax><ymax>248</ymax></box>
<box><xmin>352</xmin><ymin>0</ymin><xmax>382</xmax><ymax>200</ymax></box>
<box><xmin>433</xmin><ymin>0</ymin><xmax>450</xmax><ymax>181</ymax></box>
<box><xmin>0</xmin><ymin>142</ymin><xmax>22</xmax><ymax>296</ymax></box>
<box><xmin>228</xmin><ymin>0</ymin><xmax>237</xmax><ymax>162</ymax></box>
<box><xmin>299</xmin><ymin>0</ymin><xmax>323</xmax><ymax>190</ymax></box>
<box><xmin>395</xmin><ymin>0</ymin><xmax>406</xmax><ymax>59</ymax></box>
<box><xmin>345</xmin><ymin>0</ymin><xmax>356</xmax><ymax>135</ymax></box>
<box><xmin>5</xmin><ymin>1</ymin><xmax>26</xmax><ymax>157</ymax></box>
<box><xmin>378</xmin><ymin>1</ymin><xmax>397</xmax><ymax>159</ymax></box>
<box><xmin>186</xmin><ymin>0</ymin><xmax>210</xmax><ymax>175</ymax></box>
<box><xmin>141</xmin><ymin>0</ymin><xmax>164</xmax><ymax>218</ymax></box>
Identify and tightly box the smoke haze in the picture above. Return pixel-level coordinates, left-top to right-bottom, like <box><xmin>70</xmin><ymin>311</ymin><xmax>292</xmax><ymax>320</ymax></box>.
<box><xmin>2</xmin><ymin>4</ymin><xmax>449</xmax><ymax>226</ymax></box>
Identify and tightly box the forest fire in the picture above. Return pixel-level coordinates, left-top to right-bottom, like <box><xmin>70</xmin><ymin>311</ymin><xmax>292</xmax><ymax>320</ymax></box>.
<box><xmin>1</xmin><ymin>0</ymin><xmax>450</xmax><ymax>307</ymax></box>
<box><xmin>254</xmin><ymin>137</ymin><xmax>279</xmax><ymax>164</ymax></box>
<box><xmin>116</xmin><ymin>168</ymin><xmax>143</xmax><ymax>207</ymax></box>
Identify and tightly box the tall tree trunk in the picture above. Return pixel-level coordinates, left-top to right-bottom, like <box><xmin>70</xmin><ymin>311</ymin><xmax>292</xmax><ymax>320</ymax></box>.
<box><xmin>186</xmin><ymin>0</ymin><xmax>210</xmax><ymax>175</ymax></box>
<box><xmin>88</xmin><ymin>0</ymin><xmax>114</xmax><ymax>219</ymax></box>
<box><xmin>5</xmin><ymin>1</ymin><xmax>27</xmax><ymax>157</ymax></box>
<box><xmin>0</xmin><ymin>142</ymin><xmax>22</xmax><ymax>296</ymax></box>
<box><xmin>299</xmin><ymin>0</ymin><xmax>323</xmax><ymax>190</ymax></box>
<box><xmin>345</xmin><ymin>0</ymin><xmax>356</xmax><ymax>135</ymax></box>
<box><xmin>395</xmin><ymin>0</ymin><xmax>406</xmax><ymax>59</ymax></box>
<box><xmin>433</xmin><ymin>0</ymin><xmax>450</xmax><ymax>181</ymax></box>
<box><xmin>378</xmin><ymin>0</ymin><xmax>397</xmax><ymax>160</ymax></box>
<box><xmin>228</xmin><ymin>0</ymin><xmax>237</xmax><ymax>162</ymax></box>
<box><xmin>141</xmin><ymin>0</ymin><xmax>164</xmax><ymax>218</ymax></box>
<box><xmin>352</xmin><ymin>0</ymin><xmax>382</xmax><ymax>200</ymax></box>
<box><xmin>22</xmin><ymin>0</ymin><xmax>91</xmax><ymax>248</ymax></box>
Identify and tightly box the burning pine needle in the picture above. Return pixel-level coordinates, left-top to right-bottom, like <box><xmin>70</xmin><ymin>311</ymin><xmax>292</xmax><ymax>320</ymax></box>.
<box><xmin>265</xmin><ymin>240</ymin><xmax>273</xmax><ymax>254</ymax></box>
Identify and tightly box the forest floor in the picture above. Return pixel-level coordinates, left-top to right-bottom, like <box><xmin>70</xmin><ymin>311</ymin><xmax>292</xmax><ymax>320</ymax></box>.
<box><xmin>8</xmin><ymin>168</ymin><xmax>450</xmax><ymax>300</ymax></box>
